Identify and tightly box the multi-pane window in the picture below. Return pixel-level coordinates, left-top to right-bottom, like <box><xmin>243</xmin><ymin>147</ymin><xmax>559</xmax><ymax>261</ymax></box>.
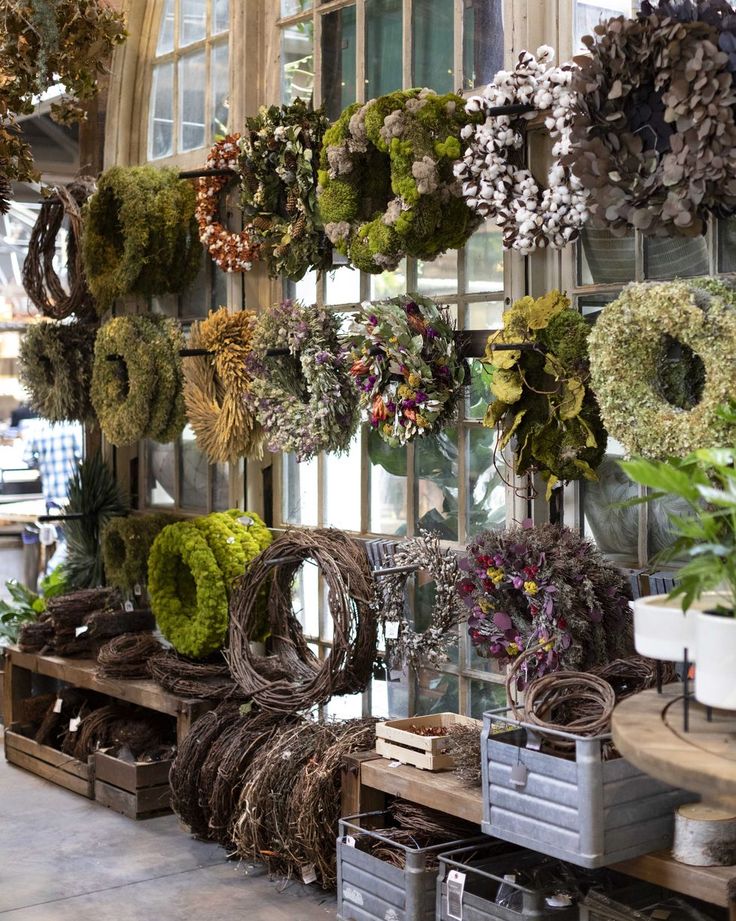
<box><xmin>573</xmin><ymin>0</ymin><xmax>634</xmax><ymax>48</ymax></box>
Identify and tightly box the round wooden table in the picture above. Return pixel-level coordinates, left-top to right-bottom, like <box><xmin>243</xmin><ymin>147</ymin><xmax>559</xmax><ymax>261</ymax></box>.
<box><xmin>612</xmin><ymin>684</ymin><xmax>736</xmax><ymax>809</ymax></box>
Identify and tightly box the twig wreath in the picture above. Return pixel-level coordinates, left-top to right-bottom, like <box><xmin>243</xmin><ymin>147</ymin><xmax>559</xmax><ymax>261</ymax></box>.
<box><xmin>566</xmin><ymin>9</ymin><xmax>736</xmax><ymax>236</ymax></box>
<box><xmin>246</xmin><ymin>299</ymin><xmax>358</xmax><ymax>462</ymax></box>
<box><xmin>317</xmin><ymin>89</ymin><xmax>482</xmax><ymax>273</ymax></box>
<box><xmin>347</xmin><ymin>294</ymin><xmax>465</xmax><ymax>447</ymax></box>
<box><xmin>239</xmin><ymin>99</ymin><xmax>332</xmax><ymax>281</ymax></box>
<box><xmin>22</xmin><ymin>177</ymin><xmax>98</xmax><ymax>320</ymax></box>
<box><xmin>183</xmin><ymin>308</ymin><xmax>264</xmax><ymax>464</ymax></box>
<box><xmin>484</xmin><ymin>290</ymin><xmax>606</xmax><ymax>498</ymax></box>
<box><xmin>456</xmin><ymin>47</ymin><xmax>588</xmax><ymax>254</ymax></box>
<box><xmin>195</xmin><ymin>134</ymin><xmax>259</xmax><ymax>272</ymax></box>
<box><xmin>589</xmin><ymin>278</ymin><xmax>736</xmax><ymax>458</ymax></box>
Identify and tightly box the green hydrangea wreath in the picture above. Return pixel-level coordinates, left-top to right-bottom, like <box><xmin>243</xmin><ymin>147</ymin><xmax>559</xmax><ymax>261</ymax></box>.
<box><xmin>317</xmin><ymin>89</ymin><xmax>482</xmax><ymax>274</ymax></box>
<box><xmin>589</xmin><ymin>278</ymin><xmax>736</xmax><ymax>458</ymax></box>
<box><xmin>102</xmin><ymin>513</ymin><xmax>177</xmax><ymax>594</ymax></box>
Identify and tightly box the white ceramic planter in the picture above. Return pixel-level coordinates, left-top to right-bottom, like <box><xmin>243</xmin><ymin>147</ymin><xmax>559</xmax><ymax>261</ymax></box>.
<box><xmin>694</xmin><ymin>611</ymin><xmax>736</xmax><ymax>710</ymax></box>
<box><xmin>633</xmin><ymin>594</ymin><xmax>697</xmax><ymax>662</ymax></box>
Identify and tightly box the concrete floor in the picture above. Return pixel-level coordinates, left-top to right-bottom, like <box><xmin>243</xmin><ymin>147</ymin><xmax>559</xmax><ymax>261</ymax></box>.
<box><xmin>0</xmin><ymin>737</ymin><xmax>337</xmax><ymax>920</ymax></box>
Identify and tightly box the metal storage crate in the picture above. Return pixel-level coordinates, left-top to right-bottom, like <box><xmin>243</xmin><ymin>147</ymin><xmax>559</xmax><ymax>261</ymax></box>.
<box><xmin>482</xmin><ymin>709</ymin><xmax>698</xmax><ymax>869</ymax></box>
<box><xmin>336</xmin><ymin>811</ymin><xmax>484</xmax><ymax>921</ymax></box>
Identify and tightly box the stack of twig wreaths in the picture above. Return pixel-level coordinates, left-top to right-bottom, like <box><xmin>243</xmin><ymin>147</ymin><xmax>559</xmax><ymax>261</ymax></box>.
<box><xmin>148</xmin><ymin>649</ymin><xmax>241</xmax><ymax>700</ymax></box>
<box><xmin>97</xmin><ymin>633</ymin><xmax>164</xmax><ymax>679</ymax></box>
<box><xmin>228</xmin><ymin>528</ymin><xmax>378</xmax><ymax>711</ymax></box>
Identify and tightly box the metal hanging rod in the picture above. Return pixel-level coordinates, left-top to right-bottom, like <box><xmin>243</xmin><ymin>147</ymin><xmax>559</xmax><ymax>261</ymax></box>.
<box><xmin>484</xmin><ymin>103</ymin><xmax>537</xmax><ymax>117</ymax></box>
<box><xmin>373</xmin><ymin>563</ymin><xmax>420</xmax><ymax>577</ymax></box>
<box><xmin>37</xmin><ymin>512</ymin><xmax>89</xmax><ymax>523</ymax></box>
<box><xmin>106</xmin><ymin>348</ymin><xmax>214</xmax><ymax>362</ymax></box>
<box><xmin>178</xmin><ymin>167</ymin><xmax>236</xmax><ymax>180</ymax></box>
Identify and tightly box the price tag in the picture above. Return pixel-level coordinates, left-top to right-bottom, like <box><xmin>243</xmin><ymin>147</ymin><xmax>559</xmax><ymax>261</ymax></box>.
<box><xmin>446</xmin><ymin>869</ymin><xmax>466</xmax><ymax>920</ymax></box>
<box><xmin>226</xmin><ymin>536</ymin><xmax>236</xmax><ymax>544</ymax></box>
<box><xmin>53</xmin><ymin>698</ymin><xmax>63</xmax><ymax>714</ymax></box>
<box><xmin>69</xmin><ymin>717</ymin><xmax>81</xmax><ymax>733</ymax></box>
<box><xmin>342</xmin><ymin>835</ymin><xmax>356</xmax><ymax>848</ymax></box>
<box><xmin>75</xmin><ymin>625</ymin><xmax>89</xmax><ymax>637</ymax></box>
<box><xmin>124</xmin><ymin>600</ymin><xmax>134</xmax><ymax>613</ymax></box>
<box><xmin>388</xmin><ymin>760</ymin><xmax>401</xmax><ymax>768</ymax></box>
<box><xmin>546</xmin><ymin>894</ymin><xmax>573</xmax><ymax>908</ymax></box>
<box><xmin>133</xmin><ymin>584</ymin><xmax>142</xmax><ymax>596</ymax></box>
<box><xmin>39</xmin><ymin>524</ymin><xmax>56</xmax><ymax>547</ymax></box>
<box><xmin>384</xmin><ymin>621</ymin><xmax>400</xmax><ymax>640</ymax></box>
<box><xmin>510</xmin><ymin>763</ymin><xmax>528</xmax><ymax>788</ymax></box>
<box><xmin>301</xmin><ymin>863</ymin><xmax>317</xmax><ymax>885</ymax></box>
<box><xmin>239</xmin><ymin>516</ymin><xmax>254</xmax><ymax>527</ymax></box>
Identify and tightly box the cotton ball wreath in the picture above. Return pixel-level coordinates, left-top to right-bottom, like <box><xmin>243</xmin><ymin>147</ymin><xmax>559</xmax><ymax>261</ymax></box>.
<box><xmin>454</xmin><ymin>47</ymin><xmax>588</xmax><ymax>255</ymax></box>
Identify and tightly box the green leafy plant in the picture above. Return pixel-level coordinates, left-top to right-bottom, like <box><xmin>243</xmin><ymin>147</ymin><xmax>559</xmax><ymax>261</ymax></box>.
<box><xmin>0</xmin><ymin>580</ymin><xmax>45</xmax><ymax>645</ymax></box>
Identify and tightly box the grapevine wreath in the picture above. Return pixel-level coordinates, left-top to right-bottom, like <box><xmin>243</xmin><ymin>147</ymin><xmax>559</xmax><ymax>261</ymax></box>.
<box><xmin>347</xmin><ymin>294</ymin><xmax>465</xmax><ymax>447</ymax></box>
<box><xmin>455</xmin><ymin>47</ymin><xmax>588</xmax><ymax>254</ymax></box>
<box><xmin>196</xmin><ymin>134</ymin><xmax>259</xmax><ymax>272</ymax></box>
<box><xmin>246</xmin><ymin>299</ymin><xmax>358</xmax><ymax>462</ymax></box>
<box><xmin>239</xmin><ymin>99</ymin><xmax>332</xmax><ymax>281</ymax></box>
<box><xmin>589</xmin><ymin>278</ymin><xmax>736</xmax><ymax>458</ymax></box>
<box><xmin>317</xmin><ymin>88</ymin><xmax>482</xmax><ymax>273</ymax></box>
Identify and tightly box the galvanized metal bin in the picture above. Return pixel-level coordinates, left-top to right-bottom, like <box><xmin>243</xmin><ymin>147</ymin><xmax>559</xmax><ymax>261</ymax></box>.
<box><xmin>482</xmin><ymin>709</ymin><xmax>697</xmax><ymax>869</ymax></box>
<box><xmin>337</xmin><ymin>811</ymin><xmax>484</xmax><ymax>921</ymax></box>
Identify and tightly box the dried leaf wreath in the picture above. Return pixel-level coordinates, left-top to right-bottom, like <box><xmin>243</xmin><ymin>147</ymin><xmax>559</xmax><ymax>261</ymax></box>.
<box><xmin>455</xmin><ymin>47</ymin><xmax>588</xmax><ymax>254</ymax></box>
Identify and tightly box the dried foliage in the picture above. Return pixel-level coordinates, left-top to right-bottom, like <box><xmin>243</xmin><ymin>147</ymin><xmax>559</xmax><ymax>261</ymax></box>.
<box><xmin>446</xmin><ymin>723</ymin><xmax>483</xmax><ymax>788</ymax></box>
<box><xmin>96</xmin><ymin>633</ymin><xmax>163</xmax><ymax>679</ymax></box>
<box><xmin>101</xmin><ymin>513</ymin><xmax>176</xmax><ymax>595</ymax></box>
<box><xmin>148</xmin><ymin>649</ymin><xmax>240</xmax><ymax>700</ymax></box>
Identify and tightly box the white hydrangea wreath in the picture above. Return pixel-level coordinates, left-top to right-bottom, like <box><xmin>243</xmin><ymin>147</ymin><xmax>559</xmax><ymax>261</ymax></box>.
<box><xmin>454</xmin><ymin>46</ymin><xmax>589</xmax><ymax>255</ymax></box>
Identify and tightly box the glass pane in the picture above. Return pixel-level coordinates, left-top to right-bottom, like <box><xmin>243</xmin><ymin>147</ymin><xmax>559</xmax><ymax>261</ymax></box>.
<box><xmin>370</xmin><ymin>260</ymin><xmax>407</xmax><ymax>301</ymax></box>
<box><xmin>212</xmin><ymin>0</ymin><xmax>229</xmax><ymax>33</ymax></box>
<box><xmin>156</xmin><ymin>0</ymin><xmax>175</xmax><ymax>54</ymax></box>
<box><xmin>282</xmin><ymin>452</ymin><xmax>319</xmax><ymax>525</ymax></box>
<box><xmin>292</xmin><ymin>563</ymin><xmax>319</xmax><ymax>636</ymax></box>
<box><xmin>412</xmin><ymin>0</ymin><xmax>454</xmax><ymax>94</ymax></box>
<box><xmin>326</xmin><ymin>693</ymin><xmax>363</xmax><ymax>719</ymax></box>
<box><xmin>467</xmin><ymin>424</ymin><xmax>507</xmax><ymax>537</ymax></box>
<box><xmin>365</xmin><ymin>0</ymin><xmax>402</xmax><ymax>98</ymax></box>
<box><xmin>180</xmin><ymin>424</ymin><xmax>209</xmax><ymax>509</ymax></box>
<box><xmin>466</xmin><ymin>220</ymin><xmax>504</xmax><ymax>293</ymax></box>
<box><xmin>719</xmin><ymin>218</ymin><xmax>736</xmax><ymax>271</ymax></box>
<box><xmin>415</xmin><ymin>429</ymin><xmax>458</xmax><ymax>540</ymax></box>
<box><xmin>146</xmin><ymin>440</ymin><xmax>175</xmax><ymax>507</ymax></box>
<box><xmin>372</xmin><ymin>676</ymin><xmax>389</xmax><ymax>717</ymax></box>
<box><xmin>322</xmin><ymin>6</ymin><xmax>357</xmax><ymax>121</ymax></box>
<box><xmin>416</xmin><ymin>252</ymin><xmax>458</xmax><ymax>298</ymax></box>
<box><xmin>644</xmin><ymin>236</ymin><xmax>708</xmax><ymax>280</ymax></box>
<box><xmin>180</xmin><ymin>255</ymin><xmax>210</xmax><ymax>318</ymax></box>
<box><xmin>582</xmin><ymin>437</ymin><xmax>640</xmax><ymax>566</ymax></box>
<box><xmin>281</xmin><ymin>20</ymin><xmax>315</xmax><ymax>104</ymax></box>
<box><xmin>213</xmin><ymin>260</ymin><xmax>228</xmax><ymax>306</ymax></box>
<box><xmin>467</xmin><ymin>631</ymin><xmax>506</xmax><ymax>674</ymax></box>
<box><xmin>211</xmin><ymin>41</ymin><xmax>230</xmax><ymax>139</ymax></box>
<box><xmin>325</xmin><ymin>265</ymin><xmax>360</xmax><ymax>305</ymax></box>
<box><xmin>368</xmin><ymin>428</ymin><xmax>407</xmax><ymax>535</ymax></box>
<box><xmin>212</xmin><ymin>462</ymin><xmax>229</xmax><ymax>510</ymax></box>
<box><xmin>463</xmin><ymin>0</ymin><xmax>504</xmax><ymax>90</ymax></box>
<box><xmin>178</xmin><ymin>50</ymin><xmax>206</xmax><ymax>151</ymax></box>
<box><xmin>281</xmin><ymin>0</ymin><xmax>313</xmax><ymax>14</ymax></box>
<box><xmin>415</xmin><ymin>670</ymin><xmax>459</xmax><ymax>714</ymax></box>
<box><xmin>578</xmin><ymin>226</ymin><xmax>635</xmax><ymax>286</ymax></box>
<box><xmin>289</xmin><ymin>268</ymin><xmax>318</xmax><ymax>305</ymax></box>
<box><xmin>324</xmin><ymin>433</ymin><xmax>361</xmax><ymax>530</ymax></box>
<box><xmin>465</xmin><ymin>299</ymin><xmax>503</xmax><ymax>331</ymax></box>
<box><xmin>179</xmin><ymin>0</ymin><xmax>207</xmax><ymax>46</ymax></box>
<box><xmin>148</xmin><ymin>62</ymin><xmax>174</xmax><ymax>160</ymax></box>
<box><xmin>574</xmin><ymin>0</ymin><xmax>633</xmax><ymax>51</ymax></box>
<box><xmin>469</xmin><ymin>678</ymin><xmax>506</xmax><ymax>719</ymax></box>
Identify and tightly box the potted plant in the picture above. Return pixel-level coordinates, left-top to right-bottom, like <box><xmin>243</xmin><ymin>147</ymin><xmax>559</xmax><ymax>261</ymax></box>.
<box><xmin>621</xmin><ymin>445</ymin><xmax>736</xmax><ymax>709</ymax></box>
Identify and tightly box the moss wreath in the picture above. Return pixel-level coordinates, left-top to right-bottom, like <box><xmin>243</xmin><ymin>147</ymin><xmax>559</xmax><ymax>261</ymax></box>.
<box><xmin>102</xmin><ymin>513</ymin><xmax>177</xmax><ymax>595</ymax></box>
<box><xmin>18</xmin><ymin>320</ymin><xmax>96</xmax><ymax>423</ymax></box>
<box><xmin>589</xmin><ymin>278</ymin><xmax>736</xmax><ymax>458</ymax></box>
<box><xmin>91</xmin><ymin>315</ymin><xmax>185</xmax><ymax>446</ymax></box>
<box><xmin>148</xmin><ymin>520</ymin><xmax>230</xmax><ymax>658</ymax></box>
<box><xmin>183</xmin><ymin>308</ymin><xmax>264</xmax><ymax>463</ymax></box>
<box><xmin>82</xmin><ymin>166</ymin><xmax>202</xmax><ymax>309</ymax></box>
<box><xmin>317</xmin><ymin>89</ymin><xmax>482</xmax><ymax>274</ymax></box>
<box><xmin>192</xmin><ymin>511</ymin><xmax>270</xmax><ymax>592</ymax></box>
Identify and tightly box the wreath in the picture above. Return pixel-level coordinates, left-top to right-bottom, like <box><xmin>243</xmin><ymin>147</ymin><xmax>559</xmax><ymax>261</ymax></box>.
<box><xmin>484</xmin><ymin>290</ymin><xmax>606</xmax><ymax>497</ymax></box>
<box><xmin>82</xmin><ymin>166</ymin><xmax>202</xmax><ymax>309</ymax></box>
<box><xmin>458</xmin><ymin>522</ymin><xmax>633</xmax><ymax>687</ymax></box>
<box><xmin>377</xmin><ymin>532</ymin><xmax>464</xmax><ymax>671</ymax></box>
<box><xmin>455</xmin><ymin>47</ymin><xmax>588</xmax><ymax>254</ymax></box>
<box><xmin>347</xmin><ymin>295</ymin><xmax>465</xmax><ymax>447</ymax></box>
<box><xmin>19</xmin><ymin>320</ymin><xmax>96</xmax><ymax>423</ymax></box>
<box><xmin>148</xmin><ymin>520</ymin><xmax>229</xmax><ymax>658</ymax></box>
<box><xmin>91</xmin><ymin>315</ymin><xmax>185</xmax><ymax>446</ymax></box>
<box><xmin>102</xmin><ymin>513</ymin><xmax>177</xmax><ymax>595</ymax></box>
<box><xmin>589</xmin><ymin>278</ymin><xmax>736</xmax><ymax>458</ymax></box>
<box><xmin>239</xmin><ymin>99</ymin><xmax>332</xmax><ymax>281</ymax></box>
<box><xmin>317</xmin><ymin>89</ymin><xmax>482</xmax><ymax>274</ymax></box>
<box><xmin>183</xmin><ymin>308</ymin><xmax>264</xmax><ymax>463</ymax></box>
<box><xmin>225</xmin><ymin>508</ymin><xmax>272</xmax><ymax>552</ymax></box>
<box><xmin>191</xmin><ymin>511</ymin><xmax>270</xmax><ymax>592</ymax></box>
<box><xmin>246</xmin><ymin>299</ymin><xmax>359</xmax><ymax>462</ymax></box>
<box><xmin>566</xmin><ymin>10</ymin><xmax>736</xmax><ymax>237</ymax></box>
<box><xmin>195</xmin><ymin>134</ymin><xmax>259</xmax><ymax>272</ymax></box>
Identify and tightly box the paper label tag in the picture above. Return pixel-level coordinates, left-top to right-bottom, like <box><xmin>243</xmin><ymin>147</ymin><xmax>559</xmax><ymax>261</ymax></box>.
<box><xmin>388</xmin><ymin>759</ymin><xmax>401</xmax><ymax>768</ymax></box>
<box><xmin>74</xmin><ymin>625</ymin><xmax>88</xmax><ymax>637</ymax></box>
<box><xmin>133</xmin><ymin>584</ymin><xmax>142</xmax><ymax>596</ymax></box>
<box><xmin>226</xmin><ymin>536</ymin><xmax>236</xmax><ymax>544</ymax></box>
<box><xmin>39</xmin><ymin>524</ymin><xmax>56</xmax><ymax>546</ymax></box>
<box><xmin>510</xmin><ymin>763</ymin><xmax>528</xmax><ymax>788</ymax></box>
<box><xmin>69</xmin><ymin>717</ymin><xmax>81</xmax><ymax>732</ymax></box>
<box><xmin>446</xmin><ymin>869</ymin><xmax>466</xmax><ymax>920</ymax></box>
<box><xmin>53</xmin><ymin>698</ymin><xmax>63</xmax><ymax>714</ymax></box>
<box><xmin>124</xmin><ymin>600</ymin><xmax>134</xmax><ymax>612</ymax></box>
<box><xmin>342</xmin><ymin>835</ymin><xmax>356</xmax><ymax>848</ymax></box>
<box><xmin>301</xmin><ymin>863</ymin><xmax>317</xmax><ymax>885</ymax></box>
<box><xmin>651</xmin><ymin>911</ymin><xmax>671</xmax><ymax>920</ymax></box>
<box><xmin>384</xmin><ymin>621</ymin><xmax>399</xmax><ymax>640</ymax></box>
<box><xmin>546</xmin><ymin>894</ymin><xmax>573</xmax><ymax>908</ymax></box>
<box><xmin>239</xmin><ymin>515</ymin><xmax>254</xmax><ymax>527</ymax></box>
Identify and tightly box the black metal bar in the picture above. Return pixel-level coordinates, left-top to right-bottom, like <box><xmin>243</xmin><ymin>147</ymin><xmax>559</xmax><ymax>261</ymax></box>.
<box><xmin>484</xmin><ymin>103</ymin><xmax>537</xmax><ymax>117</ymax></box>
<box><xmin>265</xmin><ymin>348</ymin><xmax>292</xmax><ymax>357</ymax></box>
<box><xmin>37</xmin><ymin>512</ymin><xmax>87</xmax><ymax>522</ymax></box>
<box><xmin>107</xmin><ymin>349</ymin><xmax>214</xmax><ymax>362</ymax></box>
<box><xmin>683</xmin><ymin>647</ymin><xmax>690</xmax><ymax>733</ymax></box>
<box><xmin>178</xmin><ymin>167</ymin><xmax>236</xmax><ymax>179</ymax></box>
<box><xmin>656</xmin><ymin>660</ymin><xmax>663</xmax><ymax>694</ymax></box>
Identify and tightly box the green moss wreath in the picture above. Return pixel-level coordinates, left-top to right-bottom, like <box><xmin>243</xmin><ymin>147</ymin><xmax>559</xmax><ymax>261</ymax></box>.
<box><xmin>589</xmin><ymin>278</ymin><xmax>736</xmax><ymax>458</ymax></box>
<box><xmin>317</xmin><ymin>89</ymin><xmax>481</xmax><ymax>273</ymax></box>
<box><xmin>102</xmin><ymin>513</ymin><xmax>177</xmax><ymax>594</ymax></box>
<box><xmin>192</xmin><ymin>511</ymin><xmax>270</xmax><ymax>591</ymax></box>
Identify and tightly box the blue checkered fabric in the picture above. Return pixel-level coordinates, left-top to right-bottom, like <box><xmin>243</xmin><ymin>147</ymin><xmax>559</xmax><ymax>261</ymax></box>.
<box><xmin>23</xmin><ymin>423</ymin><xmax>83</xmax><ymax>506</ymax></box>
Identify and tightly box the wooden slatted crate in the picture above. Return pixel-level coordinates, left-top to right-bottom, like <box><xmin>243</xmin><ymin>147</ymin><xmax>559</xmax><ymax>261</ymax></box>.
<box><xmin>94</xmin><ymin>750</ymin><xmax>172</xmax><ymax>819</ymax></box>
<box><xmin>4</xmin><ymin>724</ymin><xmax>94</xmax><ymax>797</ymax></box>
<box><xmin>375</xmin><ymin>713</ymin><xmax>481</xmax><ymax>771</ymax></box>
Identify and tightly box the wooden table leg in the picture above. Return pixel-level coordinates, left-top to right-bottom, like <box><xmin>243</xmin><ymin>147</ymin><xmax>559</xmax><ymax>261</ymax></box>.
<box><xmin>341</xmin><ymin>751</ymin><xmax>385</xmax><ymax>818</ymax></box>
<box><xmin>4</xmin><ymin>658</ymin><xmax>32</xmax><ymax>728</ymax></box>
<box><xmin>175</xmin><ymin>700</ymin><xmax>211</xmax><ymax>746</ymax></box>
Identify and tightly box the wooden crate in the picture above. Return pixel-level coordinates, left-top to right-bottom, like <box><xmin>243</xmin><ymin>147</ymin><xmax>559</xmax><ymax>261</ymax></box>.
<box><xmin>94</xmin><ymin>750</ymin><xmax>172</xmax><ymax>819</ymax></box>
<box><xmin>4</xmin><ymin>725</ymin><xmax>93</xmax><ymax>797</ymax></box>
<box><xmin>375</xmin><ymin>713</ymin><xmax>481</xmax><ymax>771</ymax></box>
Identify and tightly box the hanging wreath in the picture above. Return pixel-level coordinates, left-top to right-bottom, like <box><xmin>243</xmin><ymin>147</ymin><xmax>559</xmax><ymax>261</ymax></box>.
<box><xmin>458</xmin><ymin>522</ymin><xmax>633</xmax><ymax>688</ymax></box>
<box><xmin>565</xmin><ymin>10</ymin><xmax>736</xmax><ymax>237</ymax></box>
<box><xmin>101</xmin><ymin>513</ymin><xmax>177</xmax><ymax>595</ymax></box>
<box><xmin>82</xmin><ymin>166</ymin><xmax>202</xmax><ymax>309</ymax></box>
<box><xmin>18</xmin><ymin>320</ymin><xmax>96</xmax><ymax>423</ymax></box>
<box><xmin>195</xmin><ymin>134</ymin><xmax>259</xmax><ymax>272</ymax></box>
<box><xmin>91</xmin><ymin>315</ymin><xmax>185</xmax><ymax>446</ymax></box>
<box><xmin>183</xmin><ymin>308</ymin><xmax>264</xmax><ymax>463</ymax></box>
<box><xmin>191</xmin><ymin>511</ymin><xmax>270</xmax><ymax>592</ymax></box>
<box><xmin>22</xmin><ymin>177</ymin><xmax>98</xmax><ymax>320</ymax></box>
<box><xmin>455</xmin><ymin>47</ymin><xmax>588</xmax><ymax>254</ymax></box>
<box><xmin>589</xmin><ymin>278</ymin><xmax>736</xmax><ymax>458</ymax></box>
<box><xmin>246</xmin><ymin>299</ymin><xmax>359</xmax><ymax>462</ymax></box>
<box><xmin>484</xmin><ymin>290</ymin><xmax>606</xmax><ymax>498</ymax></box>
<box><xmin>239</xmin><ymin>99</ymin><xmax>332</xmax><ymax>281</ymax></box>
<box><xmin>347</xmin><ymin>295</ymin><xmax>465</xmax><ymax>447</ymax></box>
<box><xmin>317</xmin><ymin>89</ymin><xmax>482</xmax><ymax>274</ymax></box>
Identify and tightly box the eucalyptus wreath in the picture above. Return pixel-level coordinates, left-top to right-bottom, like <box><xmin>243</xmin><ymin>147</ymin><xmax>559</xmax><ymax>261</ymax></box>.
<box><xmin>82</xmin><ymin>166</ymin><xmax>202</xmax><ymax>309</ymax></box>
<box><xmin>91</xmin><ymin>315</ymin><xmax>185</xmax><ymax>446</ymax></box>
<box><xmin>589</xmin><ymin>278</ymin><xmax>736</xmax><ymax>458</ymax></box>
<box><xmin>347</xmin><ymin>295</ymin><xmax>465</xmax><ymax>447</ymax></box>
<box><xmin>239</xmin><ymin>99</ymin><xmax>332</xmax><ymax>281</ymax></box>
<box><xmin>246</xmin><ymin>299</ymin><xmax>359</xmax><ymax>462</ymax></box>
<box><xmin>317</xmin><ymin>89</ymin><xmax>482</xmax><ymax>274</ymax></box>
<box><xmin>566</xmin><ymin>9</ymin><xmax>736</xmax><ymax>236</ymax></box>
<box><xmin>18</xmin><ymin>320</ymin><xmax>96</xmax><ymax>423</ymax></box>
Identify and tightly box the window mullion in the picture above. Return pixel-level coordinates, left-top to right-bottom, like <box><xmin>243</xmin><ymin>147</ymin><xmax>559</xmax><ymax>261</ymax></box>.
<box><xmin>453</xmin><ymin>0</ymin><xmax>463</xmax><ymax>90</ymax></box>
<box><xmin>356</xmin><ymin>0</ymin><xmax>366</xmax><ymax>103</ymax></box>
<box><xmin>403</xmin><ymin>0</ymin><xmax>412</xmax><ymax>88</ymax></box>
<box><xmin>313</xmin><ymin>9</ymin><xmax>324</xmax><ymax>108</ymax></box>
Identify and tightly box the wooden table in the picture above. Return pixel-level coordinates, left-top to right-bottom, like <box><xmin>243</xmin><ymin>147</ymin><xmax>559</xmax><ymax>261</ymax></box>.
<box><xmin>612</xmin><ymin>684</ymin><xmax>736</xmax><ymax>810</ymax></box>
